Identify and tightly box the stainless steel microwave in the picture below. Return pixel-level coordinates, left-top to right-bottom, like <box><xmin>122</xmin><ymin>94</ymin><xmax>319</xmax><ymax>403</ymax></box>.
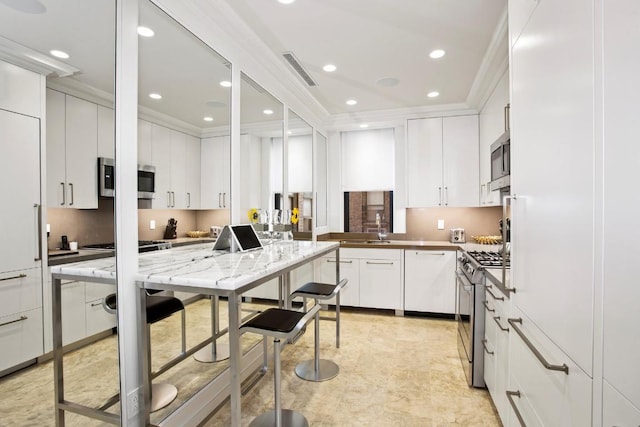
<box><xmin>98</xmin><ymin>157</ymin><xmax>156</xmax><ymax>199</ymax></box>
<box><xmin>489</xmin><ymin>130</ymin><xmax>510</xmax><ymax>192</ymax></box>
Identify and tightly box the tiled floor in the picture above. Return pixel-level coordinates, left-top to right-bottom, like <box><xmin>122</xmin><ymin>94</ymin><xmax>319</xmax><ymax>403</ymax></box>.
<box><xmin>0</xmin><ymin>298</ymin><xmax>501</xmax><ymax>426</ymax></box>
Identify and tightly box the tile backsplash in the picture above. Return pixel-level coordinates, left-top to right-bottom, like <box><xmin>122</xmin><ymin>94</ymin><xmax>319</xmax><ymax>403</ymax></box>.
<box><xmin>406</xmin><ymin>206</ymin><xmax>502</xmax><ymax>241</ymax></box>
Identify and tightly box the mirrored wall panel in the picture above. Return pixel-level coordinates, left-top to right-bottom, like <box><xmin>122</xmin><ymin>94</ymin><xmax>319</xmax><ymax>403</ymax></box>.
<box><xmin>239</xmin><ymin>72</ymin><xmax>284</xmax><ymax>223</ymax></box>
<box><xmin>288</xmin><ymin>109</ymin><xmax>313</xmax><ymax>232</ymax></box>
<box><xmin>315</xmin><ymin>131</ymin><xmax>328</xmax><ymax>229</ymax></box>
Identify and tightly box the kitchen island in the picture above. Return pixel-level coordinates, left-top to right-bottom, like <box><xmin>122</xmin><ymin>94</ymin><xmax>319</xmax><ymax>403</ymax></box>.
<box><xmin>50</xmin><ymin>240</ymin><xmax>339</xmax><ymax>426</ymax></box>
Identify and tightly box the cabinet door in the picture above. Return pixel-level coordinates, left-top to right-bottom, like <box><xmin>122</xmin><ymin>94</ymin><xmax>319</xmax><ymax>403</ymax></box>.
<box><xmin>0</xmin><ymin>60</ymin><xmax>41</xmax><ymax>118</ymax></box>
<box><xmin>46</xmin><ymin>89</ymin><xmax>67</xmax><ymax>207</ymax></box>
<box><xmin>201</xmin><ymin>136</ymin><xmax>230</xmax><ymax>208</ymax></box>
<box><xmin>65</xmin><ymin>95</ymin><xmax>98</xmax><ymax>209</ymax></box>
<box><xmin>151</xmin><ymin>124</ymin><xmax>172</xmax><ymax>208</ymax></box>
<box><xmin>170</xmin><ymin>130</ymin><xmax>187</xmax><ymax>209</ymax></box>
<box><xmin>0</xmin><ymin>268</ymin><xmax>42</xmax><ymax>318</ymax></box>
<box><xmin>0</xmin><ymin>307</ymin><xmax>43</xmax><ymax>372</ymax></box>
<box><xmin>316</xmin><ymin>257</ymin><xmax>360</xmax><ymax>307</ymax></box>
<box><xmin>86</xmin><ymin>300</ymin><xmax>116</xmax><ymax>337</ymax></box>
<box><xmin>137</xmin><ymin>119</ymin><xmax>153</xmax><ymax>165</ymax></box>
<box><xmin>442</xmin><ymin>115</ymin><xmax>479</xmax><ymax>207</ymax></box>
<box><xmin>407</xmin><ymin>118</ymin><xmax>443</xmax><ymax>207</ymax></box>
<box><xmin>510</xmin><ymin>0</ymin><xmax>594</xmax><ymax>375</ymax></box>
<box><xmin>0</xmin><ymin>110</ymin><xmax>41</xmax><ymax>272</ymax></box>
<box><xmin>603</xmin><ymin>381</ymin><xmax>640</xmax><ymax>427</ymax></box>
<box><xmin>185</xmin><ymin>134</ymin><xmax>201</xmax><ymax>209</ymax></box>
<box><xmin>508</xmin><ymin>0</ymin><xmax>539</xmax><ymax>46</ymax></box>
<box><xmin>359</xmin><ymin>259</ymin><xmax>402</xmax><ymax>310</ymax></box>
<box><xmin>404</xmin><ymin>250</ymin><xmax>455</xmax><ymax>313</ymax></box>
<box><xmin>97</xmin><ymin>105</ymin><xmax>114</xmax><ymax>158</ymax></box>
<box><xmin>61</xmin><ymin>281</ymin><xmax>86</xmax><ymax>346</ymax></box>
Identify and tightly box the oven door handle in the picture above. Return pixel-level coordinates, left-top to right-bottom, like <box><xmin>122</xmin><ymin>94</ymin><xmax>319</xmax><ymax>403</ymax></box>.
<box><xmin>456</xmin><ymin>270</ymin><xmax>473</xmax><ymax>289</ymax></box>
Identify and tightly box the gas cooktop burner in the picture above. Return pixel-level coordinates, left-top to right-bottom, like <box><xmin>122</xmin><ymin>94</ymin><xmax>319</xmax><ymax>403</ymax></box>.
<box><xmin>466</xmin><ymin>251</ymin><xmax>510</xmax><ymax>268</ymax></box>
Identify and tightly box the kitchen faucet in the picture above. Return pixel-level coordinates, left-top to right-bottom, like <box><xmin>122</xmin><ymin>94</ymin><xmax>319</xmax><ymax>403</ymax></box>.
<box><xmin>376</xmin><ymin>212</ymin><xmax>388</xmax><ymax>241</ymax></box>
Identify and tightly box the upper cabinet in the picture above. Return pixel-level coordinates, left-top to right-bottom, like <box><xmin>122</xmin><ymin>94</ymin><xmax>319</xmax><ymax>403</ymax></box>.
<box><xmin>201</xmin><ymin>136</ymin><xmax>230</xmax><ymax>209</ymax></box>
<box><xmin>0</xmin><ymin>61</ymin><xmax>41</xmax><ymax>118</ymax></box>
<box><xmin>46</xmin><ymin>89</ymin><xmax>98</xmax><ymax>209</ymax></box>
<box><xmin>479</xmin><ymin>72</ymin><xmax>509</xmax><ymax>206</ymax></box>
<box><xmin>508</xmin><ymin>0</ymin><xmax>539</xmax><ymax>47</ymax></box>
<box><xmin>407</xmin><ymin>115</ymin><xmax>479</xmax><ymax>207</ymax></box>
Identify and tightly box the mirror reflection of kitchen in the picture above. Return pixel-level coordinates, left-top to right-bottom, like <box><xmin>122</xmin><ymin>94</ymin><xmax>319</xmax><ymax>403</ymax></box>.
<box><xmin>344</xmin><ymin>191</ymin><xmax>394</xmax><ymax>233</ymax></box>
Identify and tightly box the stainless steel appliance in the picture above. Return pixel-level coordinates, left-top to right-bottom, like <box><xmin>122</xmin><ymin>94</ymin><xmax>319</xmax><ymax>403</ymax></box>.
<box><xmin>450</xmin><ymin>228</ymin><xmax>465</xmax><ymax>243</ymax></box>
<box><xmin>83</xmin><ymin>240</ymin><xmax>171</xmax><ymax>253</ymax></box>
<box><xmin>489</xmin><ymin>104</ymin><xmax>511</xmax><ymax>192</ymax></box>
<box><xmin>98</xmin><ymin>157</ymin><xmax>156</xmax><ymax>199</ymax></box>
<box><xmin>456</xmin><ymin>250</ymin><xmax>510</xmax><ymax>387</ymax></box>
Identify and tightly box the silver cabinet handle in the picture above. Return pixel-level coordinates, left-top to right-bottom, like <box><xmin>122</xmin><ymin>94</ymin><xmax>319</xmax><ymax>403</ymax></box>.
<box><xmin>493</xmin><ymin>316</ymin><xmax>509</xmax><ymax>332</ymax></box>
<box><xmin>172</xmin><ymin>191</ymin><xmax>176</xmax><ymax>207</ymax></box>
<box><xmin>483</xmin><ymin>300</ymin><xmax>495</xmax><ymax>313</ymax></box>
<box><xmin>504</xmin><ymin>103</ymin><xmax>510</xmax><ymax>131</ymax></box>
<box><xmin>33</xmin><ymin>203</ymin><xmax>42</xmax><ymax>261</ymax></box>
<box><xmin>223</xmin><ymin>192</ymin><xmax>227</xmax><ymax>207</ymax></box>
<box><xmin>68</xmin><ymin>182</ymin><xmax>74</xmax><ymax>206</ymax></box>
<box><xmin>90</xmin><ymin>302</ymin><xmax>102</xmax><ymax>307</ymax></box>
<box><xmin>187</xmin><ymin>192</ymin><xmax>191</xmax><ymax>208</ymax></box>
<box><xmin>167</xmin><ymin>191</ymin><xmax>171</xmax><ymax>207</ymax></box>
<box><xmin>485</xmin><ymin>285</ymin><xmax>505</xmax><ymax>301</ymax></box>
<box><xmin>1</xmin><ymin>273</ymin><xmax>27</xmax><ymax>282</ymax></box>
<box><xmin>366</xmin><ymin>261</ymin><xmax>394</xmax><ymax>265</ymax></box>
<box><xmin>444</xmin><ymin>186</ymin><xmax>448</xmax><ymax>206</ymax></box>
<box><xmin>218</xmin><ymin>193</ymin><xmax>222</xmax><ymax>208</ymax></box>
<box><xmin>502</xmin><ymin>194</ymin><xmax>516</xmax><ymax>293</ymax></box>
<box><xmin>0</xmin><ymin>315</ymin><xmax>28</xmax><ymax>327</ymax></box>
<box><xmin>481</xmin><ymin>338</ymin><xmax>494</xmax><ymax>355</ymax></box>
<box><xmin>506</xmin><ymin>390</ymin><xmax>526</xmax><ymax>427</ymax></box>
<box><xmin>508</xmin><ymin>318</ymin><xmax>569</xmax><ymax>374</ymax></box>
<box><xmin>327</xmin><ymin>259</ymin><xmax>353</xmax><ymax>264</ymax></box>
<box><xmin>480</xmin><ymin>184</ymin><xmax>486</xmax><ymax>204</ymax></box>
<box><xmin>438</xmin><ymin>187</ymin><xmax>442</xmax><ymax>206</ymax></box>
<box><xmin>415</xmin><ymin>251</ymin><xmax>445</xmax><ymax>256</ymax></box>
<box><xmin>60</xmin><ymin>182</ymin><xmax>66</xmax><ymax>205</ymax></box>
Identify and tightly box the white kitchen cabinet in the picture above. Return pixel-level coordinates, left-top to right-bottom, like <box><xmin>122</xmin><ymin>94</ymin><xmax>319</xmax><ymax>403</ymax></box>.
<box><xmin>169</xmin><ymin>129</ymin><xmax>187</xmax><ymax>209</ymax></box>
<box><xmin>358</xmin><ymin>249</ymin><xmax>402</xmax><ymax>310</ymax></box>
<box><xmin>601</xmin><ymin>0</ymin><xmax>640</xmax><ymax>412</ymax></box>
<box><xmin>201</xmin><ymin>135</ymin><xmax>230</xmax><ymax>209</ymax></box>
<box><xmin>603</xmin><ymin>381</ymin><xmax>640</xmax><ymax>427</ymax></box>
<box><xmin>137</xmin><ymin>119</ymin><xmax>153</xmax><ymax>165</ymax></box>
<box><xmin>152</xmin><ymin>126</ymin><xmax>197</xmax><ymax>209</ymax></box>
<box><xmin>85</xmin><ymin>282</ymin><xmax>115</xmax><ymax>337</ymax></box>
<box><xmin>315</xmin><ymin>254</ymin><xmax>360</xmax><ymax>307</ymax></box>
<box><xmin>0</xmin><ymin>308</ymin><xmax>43</xmax><ymax>374</ymax></box>
<box><xmin>46</xmin><ymin>89</ymin><xmax>98</xmax><ymax>209</ymax></box>
<box><xmin>508</xmin><ymin>0</ymin><xmax>539</xmax><ymax>47</ymax></box>
<box><xmin>407</xmin><ymin>115</ymin><xmax>479</xmax><ymax>207</ymax></box>
<box><xmin>60</xmin><ymin>280</ymin><xmax>87</xmax><ymax>346</ymax></box>
<box><xmin>0</xmin><ymin>268</ymin><xmax>42</xmax><ymax>318</ymax></box>
<box><xmin>0</xmin><ymin>109</ymin><xmax>42</xmax><ymax>273</ymax></box>
<box><xmin>510</xmin><ymin>0</ymin><xmax>594</xmax><ymax>376</ymax></box>
<box><xmin>97</xmin><ymin>105</ymin><xmax>114</xmax><ymax>158</ymax></box>
<box><xmin>185</xmin><ymin>134</ymin><xmax>201</xmax><ymax>209</ymax></box>
<box><xmin>0</xmin><ymin>60</ymin><xmax>41</xmax><ymax>118</ymax></box>
<box><xmin>478</xmin><ymin>71</ymin><xmax>509</xmax><ymax>206</ymax></box>
<box><xmin>403</xmin><ymin>250</ymin><xmax>456</xmax><ymax>314</ymax></box>
<box><xmin>483</xmin><ymin>282</ymin><xmax>510</xmax><ymax>423</ymax></box>
<box><xmin>506</xmin><ymin>306</ymin><xmax>592</xmax><ymax>427</ymax></box>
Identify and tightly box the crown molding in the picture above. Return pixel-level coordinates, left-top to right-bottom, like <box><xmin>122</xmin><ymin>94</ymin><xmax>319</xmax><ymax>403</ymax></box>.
<box><xmin>0</xmin><ymin>36</ymin><xmax>79</xmax><ymax>77</ymax></box>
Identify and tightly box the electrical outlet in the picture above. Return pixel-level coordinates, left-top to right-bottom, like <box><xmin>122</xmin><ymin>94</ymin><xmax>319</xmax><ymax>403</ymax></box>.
<box><xmin>437</xmin><ymin>219</ymin><xmax>445</xmax><ymax>230</ymax></box>
<box><xmin>127</xmin><ymin>387</ymin><xmax>140</xmax><ymax>416</ymax></box>
<box><xmin>149</xmin><ymin>220</ymin><xmax>156</xmax><ymax>230</ymax></box>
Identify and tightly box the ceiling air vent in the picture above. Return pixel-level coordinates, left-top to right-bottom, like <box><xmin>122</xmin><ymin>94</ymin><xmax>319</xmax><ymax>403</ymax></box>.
<box><xmin>282</xmin><ymin>51</ymin><xmax>318</xmax><ymax>87</ymax></box>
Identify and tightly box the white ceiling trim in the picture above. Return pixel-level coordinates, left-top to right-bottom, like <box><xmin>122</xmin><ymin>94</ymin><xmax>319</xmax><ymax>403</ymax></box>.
<box><xmin>0</xmin><ymin>36</ymin><xmax>79</xmax><ymax>77</ymax></box>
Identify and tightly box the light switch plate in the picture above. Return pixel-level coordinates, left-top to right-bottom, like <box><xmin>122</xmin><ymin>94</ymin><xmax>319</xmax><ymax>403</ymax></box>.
<box><xmin>150</xmin><ymin>220</ymin><xmax>156</xmax><ymax>230</ymax></box>
<box><xmin>437</xmin><ymin>219</ymin><xmax>444</xmax><ymax>230</ymax></box>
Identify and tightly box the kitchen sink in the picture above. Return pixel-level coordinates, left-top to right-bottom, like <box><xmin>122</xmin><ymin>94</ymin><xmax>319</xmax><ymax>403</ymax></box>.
<box><xmin>339</xmin><ymin>239</ymin><xmax>392</xmax><ymax>244</ymax></box>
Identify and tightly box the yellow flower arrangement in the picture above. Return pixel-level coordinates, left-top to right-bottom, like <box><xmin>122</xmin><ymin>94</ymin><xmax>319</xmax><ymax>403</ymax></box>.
<box><xmin>291</xmin><ymin>207</ymin><xmax>299</xmax><ymax>224</ymax></box>
<box><xmin>247</xmin><ymin>208</ymin><xmax>259</xmax><ymax>223</ymax></box>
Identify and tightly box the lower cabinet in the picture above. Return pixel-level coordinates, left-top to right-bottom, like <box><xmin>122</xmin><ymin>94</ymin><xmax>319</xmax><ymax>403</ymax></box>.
<box><xmin>315</xmin><ymin>255</ymin><xmax>360</xmax><ymax>307</ymax></box>
<box><xmin>61</xmin><ymin>281</ymin><xmax>87</xmax><ymax>346</ymax></box>
<box><xmin>0</xmin><ymin>307</ymin><xmax>43</xmax><ymax>373</ymax></box>
<box><xmin>603</xmin><ymin>380</ymin><xmax>640</xmax><ymax>427</ymax></box>
<box><xmin>506</xmin><ymin>305</ymin><xmax>592</xmax><ymax>426</ymax></box>
<box><xmin>85</xmin><ymin>282</ymin><xmax>116</xmax><ymax>337</ymax></box>
<box><xmin>404</xmin><ymin>249</ymin><xmax>456</xmax><ymax>313</ymax></box>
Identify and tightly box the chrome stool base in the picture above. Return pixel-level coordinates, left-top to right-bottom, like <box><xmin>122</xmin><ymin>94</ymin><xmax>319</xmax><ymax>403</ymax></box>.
<box><xmin>294</xmin><ymin>359</ymin><xmax>339</xmax><ymax>382</ymax></box>
<box><xmin>150</xmin><ymin>383</ymin><xmax>178</xmax><ymax>412</ymax></box>
<box><xmin>193</xmin><ymin>343</ymin><xmax>230</xmax><ymax>362</ymax></box>
<box><xmin>249</xmin><ymin>409</ymin><xmax>309</xmax><ymax>427</ymax></box>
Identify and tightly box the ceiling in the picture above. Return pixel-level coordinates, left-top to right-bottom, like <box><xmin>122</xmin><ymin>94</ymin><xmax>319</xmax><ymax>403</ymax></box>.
<box><xmin>0</xmin><ymin>0</ymin><xmax>506</xmax><ymax>133</ymax></box>
<box><xmin>224</xmin><ymin>0</ymin><xmax>507</xmax><ymax>115</ymax></box>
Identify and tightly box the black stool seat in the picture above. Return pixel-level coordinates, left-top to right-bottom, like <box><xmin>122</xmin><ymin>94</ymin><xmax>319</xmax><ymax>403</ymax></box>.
<box><xmin>103</xmin><ymin>293</ymin><xmax>184</xmax><ymax>325</ymax></box>
<box><xmin>292</xmin><ymin>282</ymin><xmax>336</xmax><ymax>298</ymax></box>
<box><xmin>242</xmin><ymin>308</ymin><xmax>314</xmax><ymax>337</ymax></box>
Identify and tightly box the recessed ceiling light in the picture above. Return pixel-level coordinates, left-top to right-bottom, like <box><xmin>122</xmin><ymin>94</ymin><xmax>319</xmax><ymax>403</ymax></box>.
<box><xmin>263</xmin><ymin>109</ymin><xmax>274</xmax><ymax>115</ymax></box>
<box><xmin>278</xmin><ymin>0</ymin><xmax>296</xmax><ymax>4</ymax></box>
<box><xmin>149</xmin><ymin>93</ymin><xmax>162</xmax><ymax>100</ymax></box>
<box><xmin>346</xmin><ymin>99</ymin><xmax>358</xmax><ymax>106</ymax></box>
<box><xmin>203</xmin><ymin>117</ymin><xmax>214</xmax><ymax>122</ymax></box>
<box><xmin>323</xmin><ymin>64</ymin><xmax>336</xmax><ymax>72</ymax></box>
<box><xmin>137</xmin><ymin>26</ymin><xmax>155</xmax><ymax>37</ymax></box>
<box><xmin>219</xmin><ymin>80</ymin><xmax>232</xmax><ymax>88</ymax></box>
<box><xmin>377</xmin><ymin>77</ymin><xmax>399</xmax><ymax>87</ymax></box>
<box><xmin>429</xmin><ymin>49</ymin><xmax>446</xmax><ymax>59</ymax></box>
<box><xmin>287</xmin><ymin>131</ymin><xmax>293</xmax><ymax>135</ymax></box>
<box><xmin>50</xmin><ymin>50</ymin><xmax>69</xmax><ymax>59</ymax></box>
<box><xmin>360</xmin><ymin>124</ymin><xmax>369</xmax><ymax>128</ymax></box>
<box><xmin>427</xmin><ymin>91</ymin><xmax>440</xmax><ymax>98</ymax></box>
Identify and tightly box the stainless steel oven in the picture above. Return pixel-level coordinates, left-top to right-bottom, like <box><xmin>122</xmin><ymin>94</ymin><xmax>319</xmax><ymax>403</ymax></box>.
<box><xmin>456</xmin><ymin>251</ymin><xmax>487</xmax><ymax>388</ymax></box>
<box><xmin>98</xmin><ymin>157</ymin><xmax>156</xmax><ymax>199</ymax></box>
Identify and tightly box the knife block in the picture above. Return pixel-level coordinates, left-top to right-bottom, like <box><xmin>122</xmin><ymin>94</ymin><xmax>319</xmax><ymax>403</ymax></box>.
<box><xmin>163</xmin><ymin>225</ymin><xmax>177</xmax><ymax>239</ymax></box>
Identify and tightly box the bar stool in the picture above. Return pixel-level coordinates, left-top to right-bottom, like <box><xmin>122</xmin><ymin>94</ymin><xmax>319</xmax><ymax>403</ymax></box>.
<box><xmin>241</xmin><ymin>305</ymin><xmax>321</xmax><ymax>427</ymax></box>
<box><xmin>289</xmin><ymin>278</ymin><xmax>348</xmax><ymax>382</ymax></box>
<box><xmin>103</xmin><ymin>293</ymin><xmax>186</xmax><ymax>412</ymax></box>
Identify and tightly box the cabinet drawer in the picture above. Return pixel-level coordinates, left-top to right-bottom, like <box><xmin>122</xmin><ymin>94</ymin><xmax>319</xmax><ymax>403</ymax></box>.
<box><xmin>359</xmin><ymin>259</ymin><xmax>402</xmax><ymax>310</ymax></box>
<box><xmin>508</xmin><ymin>306</ymin><xmax>591</xmax><ymax>426</ymax></box>
<box><xmin>338</xmin><ymin>248</ymin><xmax>401</xmax><ymax>260</ymax></box>
<box><xmin>0</xmin><ymin>307</ymin><xmax>43</xmax><ymax>372</ymax></box>
<box><xmin>315</xmin><ymin>257</ymin><xmax>360</xmax><ymax>306</ymax></box>
<box><xmin>603</xmin><ymin>380</ymin><xmax>640</xmax><ymax>427</ymax></box>
<box><xmin>0</xmin><ymin>268</ymin><xmax>42</xmax><ymax>318</ymax></box>
<box><xmin>85</xmin><ymin>282</ymin><xmax>114</xmax><ymax>303</ymax></box>
<box><xmin>86</xmin><ymin>300</ymin><xmax>116</xmax><ymax>337</ymax></box>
